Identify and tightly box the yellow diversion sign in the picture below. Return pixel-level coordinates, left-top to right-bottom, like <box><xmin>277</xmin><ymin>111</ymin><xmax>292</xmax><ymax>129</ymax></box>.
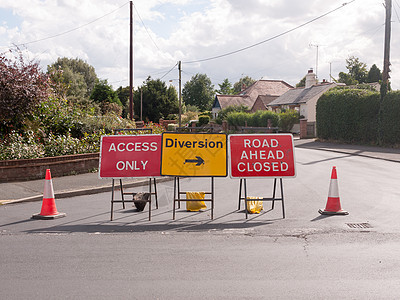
<box><xmin>161</xmin><ymin>132</ymin><xmax>227</xmax><ymax>177</ymax></box>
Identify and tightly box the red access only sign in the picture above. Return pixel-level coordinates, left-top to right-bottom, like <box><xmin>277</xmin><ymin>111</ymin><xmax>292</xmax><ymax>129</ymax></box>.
<box><xmin>99</xmin><ymin>135</ymin><xmax>161</xmax><ymax>178</ymax></box>
<box><xmin>229</xmin><ymin>134</ymin><xmax>296</xmax><ymax>178</ymax></box>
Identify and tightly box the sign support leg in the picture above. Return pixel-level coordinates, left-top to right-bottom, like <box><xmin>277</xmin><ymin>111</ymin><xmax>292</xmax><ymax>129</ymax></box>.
<box><xmin>173</xmin><ymin>176</ymin><xmax>214</xmax><ymax>220</ymax></box>
<box><xmin>211</xmin><ymin>177</ymin><xmax>214</xmax><ymax>220</ymax></box>
<box><xmin>111</xmin><ymin>179</ymin><xmax>115</xmax><ymax>221</ymax></box>
<box><xmin>238</xmin><ymin>178</ymin><xmax>285</xmax><ymax>219</ymax></box>
<box><xmin>119</xmin><ymin>179</ymin><xmax>126</xmax><ymax>209</ymax></box>
<box><xmin>280</xmin><ymin>178</ymin><xmax>285</xmax><ymax>219</ymax></box>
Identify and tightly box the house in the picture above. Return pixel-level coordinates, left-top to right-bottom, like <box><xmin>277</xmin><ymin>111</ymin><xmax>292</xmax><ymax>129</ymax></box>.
<box><xmin>268</xmin><ymin>70</ymin><xmax>338</xmax><ymax>123</ymax></box>
<box><xmin>250</xmin><ymin>95</ymin><xmax>280</xmax><ymax>113</ymax></box>
<box><xmin>267</xmin><ymin>69</ymin><xmax>339</xmax><ymax>136</ymax></box>
<box><xmin>212</xmin><ymin>79</ymin><xmax>292</xmax><ymax>118</ymax></box>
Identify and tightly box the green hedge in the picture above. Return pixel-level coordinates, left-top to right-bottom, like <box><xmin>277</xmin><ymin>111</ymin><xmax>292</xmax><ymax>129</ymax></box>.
<box><xmin>381</xmin><ymin>91</ymin><xmax>400</xmax><ymax>144</ymax></box>
<box><xmin>227</xmin><ymin>110</ymin><xmax>279</xmax><ymax>128</ymax></box>
<box><xmin>316</xmin><ymin>88</ymin><xmax>400</xmax><ymax>145</ymax></box>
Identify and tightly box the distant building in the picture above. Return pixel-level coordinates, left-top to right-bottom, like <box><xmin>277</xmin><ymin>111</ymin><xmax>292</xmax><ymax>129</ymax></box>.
<box><xmin>212</xmin><ymin>79</ymin><xmax>292</xmax><ymax>118</ymax></box>
<box><xmin>268</xmin><ymin>69</ymin><xmax>339</xmax><ymax>136</ymax></box>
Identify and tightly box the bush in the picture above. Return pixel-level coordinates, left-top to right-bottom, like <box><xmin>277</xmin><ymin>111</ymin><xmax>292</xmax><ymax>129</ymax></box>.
<box><xmin>227</xmin><ymin>111</ymin><xmax>249</xmax><ymax>127</ymax></box>
<box><xmin>198</xmin><ymin>115</ymin><xmax>210</xmax><ymax>126</ymax></box>
<box><xmin>0</xmin><ymin>50</ymin><xmax>49</xmax><ymax>135</ymax></box>
<box><xmin>77</xmin><ymin>130</ymin><xmax>105</xmax><ymax>154</ymax></box>
<box><xmin>182</xmin><ymin>111</ymin><xmax>198</xmax><ymax>125</ymax></box>
<box><xmin>316</xmin><ymin>88</ymin><xmax>380</xmax><ymax>143</ymax></box>
<box><xmin>0</xmin><ymin>131</ymin><xmax>44</xmax><ymax>160</ymax></box>
<box><xmin>381</xmin><ymin>91</ymin><xmax>400</xmax><ymax>145</ymax></box>
<box><xmin>43</xmin><ymin>133</ymin><xmax>80</xmax><ymax>157</ymax></box>
<box><xmin>226</xmin><ymin>110</ymin><xmax>279</xmax><ymax>128</ymax></box>
<box><xmin>279</xmin><ymin>110</ymin><xmax>299</xmax><ymax>132</ymax></box>
<box><xmin>142</xmin><ymin>122</ymin><xmax>165</xmax><ymax>134</ymax></box>
<box><xmin>216</xmin><ymin>105</ymin><xmax>248</xmax><ymax>124</ymax></box>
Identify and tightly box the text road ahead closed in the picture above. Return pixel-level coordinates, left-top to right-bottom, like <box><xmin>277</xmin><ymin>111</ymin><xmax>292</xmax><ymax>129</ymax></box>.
<box><xmin>229</xmin><ymin>134</ymin><xmax>296</xmax><ymax>178</ymax></box>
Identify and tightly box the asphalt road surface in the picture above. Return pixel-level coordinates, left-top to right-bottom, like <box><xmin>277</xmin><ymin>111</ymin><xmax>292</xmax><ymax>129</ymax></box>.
<box><xmin>1</xmin><ymin>147</ymin><xmax>400</xmax><ymax>299</ymax></box>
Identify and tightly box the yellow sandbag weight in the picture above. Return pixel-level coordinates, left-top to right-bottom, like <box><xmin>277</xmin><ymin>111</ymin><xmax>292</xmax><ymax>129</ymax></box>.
<box><xmin>186</xmin><ymin>192</ymin><xmax>207</xmax><ymax>211</ymax></box>
<box><xmin>246</xmin><ymin>197</ymin><xmax>263</xmax><ymax>214</ymax></box>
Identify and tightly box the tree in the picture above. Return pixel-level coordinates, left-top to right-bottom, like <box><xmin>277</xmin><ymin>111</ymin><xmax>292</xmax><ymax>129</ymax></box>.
<box><xmin>233</xmin><ymin>76</ymin><xmax>256</xmax><ymax>94</ymax></box>
<box><xmin>367</xmin><ymin>64</ymin><xmax>382</xmax><ymax>83</ymax></box>
<box><xmin>134</xmin><ymin>77</ymin><xmax>179</xmax><ymax>122</ymax></box>
<box><xmin>90</xmin><ymin>80</ymin><xmax>122</xmax><ymax>115</ymax></box>
<box><xmin>216</xmin><ymin>78</ymin><xmax>234</xmax><ymax>94</ymax></box>
<box><xmin>116</xmin><ymin>86</ymin><xmax>130</xmax><ymax>118</ymax></box>
<box><xmin>182</xmin><ymin>73</ymin><xmax>214</xmax><ymax>111</ymax></box>
<box><xmin>47</xmin><ymin>57</ymin><xmax>98</xmax><ymax>98</ymax></box>
<box><xmin>296</xmin><ymin>76</ymin><xmax>306</xmax><ymax>88</ymax></box>
<box><xmin>338</xmin><ymin>72</ymin><xmax>358</xmax><ymax>86</ymax></box>
<box><xmin>338</xmin><ymin>56</ymin><xmax>368</xmax><ymax>85</ymax></box>
<box><xmin>347</xmin><ymin>56</ymin><xmax>367</xmax><ymax>83</ymax></box>
<box><xmin>0</xmin><ymin>50</ymin><xmax>49</xmax><ymax>134</ymax></box>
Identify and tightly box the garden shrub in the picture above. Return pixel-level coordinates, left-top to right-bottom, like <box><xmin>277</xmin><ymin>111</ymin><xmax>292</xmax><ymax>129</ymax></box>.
<box><xmin>381</xmin><ymin>91</ymin><xmax>400</xmax><ymax>145</ymax></box>
<box><xmin>43</xmin><ymin>133</ymin><xmax>80</xmax><ymax>157</ymax></box>
<box><xmin>316</xmin><ymin>88</ymin><xmax>380</xmax><ymax>143</ymax></box>
<box><xmin>198</xmin><ymin>115</ymin><xmax>210</xmax><ymax>126</ymax></box>
<box><xmin>226</xmin><ymin>110</ymin><xmax>279</xmax><ymax>128</ymax></box>
<box><xmin>216</xmin><ymin>105</ymin><xmax>248</xmax><ymax>125</ymax></box>
<box><xmin>0</xmin><ymin>131</ymin><xmax>44</xmax><ymax>160</ymax></box>
<box><xmin>279</xmin><ymin>110</ymin><xmax>299</xmax><ymax>132</ymax></box>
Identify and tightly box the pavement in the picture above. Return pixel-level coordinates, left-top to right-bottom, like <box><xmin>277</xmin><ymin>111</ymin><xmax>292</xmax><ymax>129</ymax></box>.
<box><xmin>1</xmin><ymin>138</ymin><xmax>400</xmax><ymax>206</ymax></box>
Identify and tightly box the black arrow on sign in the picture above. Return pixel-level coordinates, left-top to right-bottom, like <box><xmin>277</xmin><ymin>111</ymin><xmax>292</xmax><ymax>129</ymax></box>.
<box><xmin>184</xmin><ymin>156</ymin><xmax>205</xmax><ymax>166</ymax></box>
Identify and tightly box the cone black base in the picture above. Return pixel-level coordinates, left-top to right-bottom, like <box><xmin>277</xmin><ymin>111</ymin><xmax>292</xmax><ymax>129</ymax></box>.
<box><xmin>31</xmin><ymin>212</ymin><xmax>66</xmax><ymax>220</ymax></box>
<box><xmin>318</xmin><ymin>209</ymin><xmax>348</xmax><ymax>216</ymax></box>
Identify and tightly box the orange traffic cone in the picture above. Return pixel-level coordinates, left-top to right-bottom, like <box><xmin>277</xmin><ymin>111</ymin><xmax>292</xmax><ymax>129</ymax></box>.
<box><xmin>32</xmin><ymin>169</ymin><xmax>66</xmax><ymax>219</ymax></box>
<box><xmin>318</xmin><ymin>166</ymin><xmax>348</xmax><ymax>215</ymax></box>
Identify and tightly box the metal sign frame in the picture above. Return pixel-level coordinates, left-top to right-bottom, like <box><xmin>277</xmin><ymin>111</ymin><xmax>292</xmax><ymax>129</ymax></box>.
<box><xmin>238</xmin><ymin>178</ymin><xmax>285</xmax><ymax>219</ymax></box>
<box><xmin>172</xmin><ymin>176</ymin><xmax>215</xmax><ymax>220</ymax></box>
<box><xmin>110</xmin><ymin>178</ymin><xmax>158</xmax><ymax>221</ymax></box>
<box><xmin>229</xmin><ymin>133</ymin><xmax>295</xmax><ymax>219</ymax></box>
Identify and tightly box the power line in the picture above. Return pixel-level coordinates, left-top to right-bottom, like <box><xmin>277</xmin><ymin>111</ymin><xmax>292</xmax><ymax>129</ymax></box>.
<box><xmin>393</xmin><ymin>0</ymin><xmax>400</xmax><ymax>22</ymax></box>
<box><xmin>132</xmin><ymin>3</ymin><xmax>160</xmax><ymax>51</ymax></box>
<box><xmin>160</xmin><ymin>62</ymin><xmax>178</xmax><ymax>80</ymax></box>
<box><xmin>183</xmin><ymin>0</ymin><xmax>356</xmax><ymax>64</ymax></box>
<box><xmin>9</xmin><ymin>2</ymin><xmax>129</xmax><ymax>48</ymax></box>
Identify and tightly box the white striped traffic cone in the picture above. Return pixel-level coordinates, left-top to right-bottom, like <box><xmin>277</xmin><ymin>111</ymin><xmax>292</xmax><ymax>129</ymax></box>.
<box><xmin>32</xmin><ymin>169</ymin><xmax>66</xmax><ymax>219</ymax></box>
<box><xmin>318</xmin><ymin>166</ymin><xmax>348</xmax><ymax>215</ymax></box>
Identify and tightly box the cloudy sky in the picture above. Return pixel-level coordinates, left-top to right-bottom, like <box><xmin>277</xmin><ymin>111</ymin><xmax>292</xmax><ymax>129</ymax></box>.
<box><xmin>0</xmin><ymin>0</ymin><xmax>399</xmax><ymax>91</ymax></box>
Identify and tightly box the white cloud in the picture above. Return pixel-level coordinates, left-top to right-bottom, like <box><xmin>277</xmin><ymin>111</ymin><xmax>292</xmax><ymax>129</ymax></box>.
<box><xmin>0</xmin><ymin>0</ymin><xmax>398</xmax><ymax>90</ymax></box>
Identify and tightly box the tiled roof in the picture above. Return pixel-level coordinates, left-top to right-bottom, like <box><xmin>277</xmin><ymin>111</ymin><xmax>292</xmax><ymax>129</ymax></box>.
<box><xmin>268</xmin><ymin>83</ymin><xmax>335</xmax><ymax>106</ymax></box>
<box><xmin>255</xmin><ymin>95</ymin><xmax>278</xmax><ymax>108</ymax></box>
<box><xmin>239</xmin><ymin>80</ymin><xmax>293</xmax><ymax>99</ymax></box>
<box><xmin>214</xmin><ymin>95</ymin><xmax>253</xmax><ymax>110</ymax></box>
<box><xmin>213</xmin><ymin>80</ymin><xmax>293</xmax><ymax>110</ymax></box>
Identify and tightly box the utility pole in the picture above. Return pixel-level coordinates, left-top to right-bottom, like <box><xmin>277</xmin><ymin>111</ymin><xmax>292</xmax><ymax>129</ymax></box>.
<box><xmin>178</xmin><ymin>61</ymin><xmax>182</xmax><ymax>127</ymax></box>
<box><xmin>309</xmin><ymin>43</ymin><xmax>319</xmax><ymax>79</ymax></box>
<box><xmin>129</xmin><ymin>0</ymin><xmax>134</xmax><ymax>120</ymax></box>
<box><xmin>382</xmin><ymin>0</ymin><xmax>392</xmax><ymax>95</ymax></box>
<box><xmin>140</xmin><ymin>87</ymin><xmax>143</xmax><ymax>121</ymax></box>
<box><xmin>378</xmin><ymin>0</ymin><xmax>392</xmax><ymax>145</ymax></box>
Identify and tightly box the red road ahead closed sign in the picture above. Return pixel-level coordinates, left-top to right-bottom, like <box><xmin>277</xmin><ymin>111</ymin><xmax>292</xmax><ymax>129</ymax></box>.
<box><xmin>229</xmin><ymin>134</ymin><xmax>296</xmax><ymax>178</ymax></box>
<box><xmin>99</xmin><ymin>135</ymin><xmax>161</xmax><ymax>178</ymax></box>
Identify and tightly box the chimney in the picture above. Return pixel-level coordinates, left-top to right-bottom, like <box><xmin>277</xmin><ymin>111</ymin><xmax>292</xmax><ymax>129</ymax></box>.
<box><xmin>305</xmin><ymin>69</ymin><xmax>317</xmax><ymax>88</ymax></box>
